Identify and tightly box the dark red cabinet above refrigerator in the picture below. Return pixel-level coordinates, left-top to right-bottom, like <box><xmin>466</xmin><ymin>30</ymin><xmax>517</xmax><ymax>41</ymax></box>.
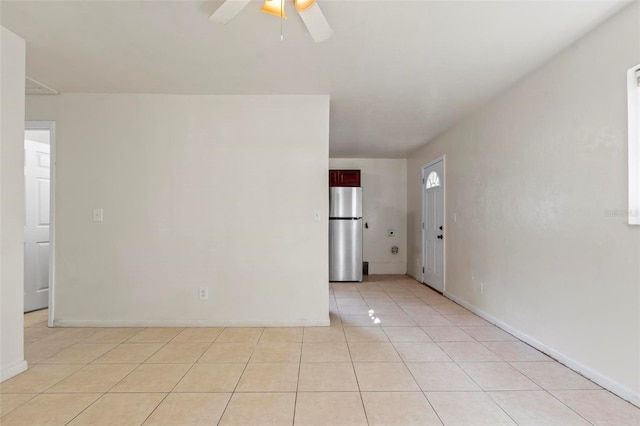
<box><xmin>329</xmin><ymin>169</ymin><xmax>361</xmax><ymax>187</ymax></box>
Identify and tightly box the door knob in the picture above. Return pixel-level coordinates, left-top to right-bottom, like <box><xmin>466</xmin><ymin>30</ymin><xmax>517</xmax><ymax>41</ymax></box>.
<box><xmin>437</xmin><ymin>235</ymin><xmax>443</xmax><ymax>239</ymax></box>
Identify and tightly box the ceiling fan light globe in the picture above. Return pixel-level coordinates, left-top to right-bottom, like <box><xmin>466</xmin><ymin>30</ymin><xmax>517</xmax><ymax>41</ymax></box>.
<box><xmin>261</xmin><ymin>0</ymin><xmax>287</xmax><ymax>19</ymax></box>
<box><xmin>293</xmin><ymin>0</ymin><xmax>316</xmax><ymax>12</ymax></box>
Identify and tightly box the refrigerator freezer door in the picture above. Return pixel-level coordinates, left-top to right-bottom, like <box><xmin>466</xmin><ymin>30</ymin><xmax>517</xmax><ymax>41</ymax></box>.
<box><xmin>329</xmin><ymin>187</ymin><xmax>362</xmax><ymax>218</ymax></box>
<box><xmin>329</xmin><ymin>218</ymin><xmax>363</xmax><ymax>282</ymax></box>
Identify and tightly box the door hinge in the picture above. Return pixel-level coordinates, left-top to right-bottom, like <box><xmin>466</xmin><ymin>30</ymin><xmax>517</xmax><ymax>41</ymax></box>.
<box><xmin>422</xmin><ymin>267</ymin><xmax>425</xmax><ymax>273</ymax></box>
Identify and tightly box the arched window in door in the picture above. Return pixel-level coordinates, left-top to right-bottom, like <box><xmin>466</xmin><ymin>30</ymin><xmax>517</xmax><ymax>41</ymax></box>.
<box><xmin>426</xmin><ymin>171</ymin><xmax>440</xmax><ymax>189</ymax></box>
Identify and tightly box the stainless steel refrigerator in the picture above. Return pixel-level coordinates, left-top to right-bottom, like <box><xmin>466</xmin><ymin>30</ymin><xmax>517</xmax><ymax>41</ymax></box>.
<box><xmin>329</xmin><ymin>187</ymin><xmax>363</xmax><ymax>282</ymax></box>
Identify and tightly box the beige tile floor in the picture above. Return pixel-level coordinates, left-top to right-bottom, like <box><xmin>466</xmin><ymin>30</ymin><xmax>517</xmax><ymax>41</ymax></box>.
<box><xmin>2</xmin><ymin>275</ymin><xmax>640</xmax><ymax>425</ymax></box>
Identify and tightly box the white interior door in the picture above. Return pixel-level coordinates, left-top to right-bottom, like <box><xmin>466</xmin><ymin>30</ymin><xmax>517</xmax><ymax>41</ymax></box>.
<box><xmin>422</xmin><ymin>160</ymin><xmax>444</xmax><ymax>292</ymax></box>
<box><xmin>24</xmin><ymin>138</ymin><xmax>51</xmax><ymax>312</ymax></box>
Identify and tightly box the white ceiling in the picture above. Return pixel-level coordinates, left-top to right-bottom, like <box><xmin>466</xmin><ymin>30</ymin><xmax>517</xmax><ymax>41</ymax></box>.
<box><xmin>1</xmin><ymin>0</ymin><xmax>630</xmax><ymax>157</ymax></box>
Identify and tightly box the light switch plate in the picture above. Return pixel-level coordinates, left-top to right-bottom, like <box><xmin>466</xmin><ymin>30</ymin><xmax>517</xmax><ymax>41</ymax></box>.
<box><xmin>93</xmin><ymin>208</ymin><xmax>103</xmax><ymax>222</ymax></box>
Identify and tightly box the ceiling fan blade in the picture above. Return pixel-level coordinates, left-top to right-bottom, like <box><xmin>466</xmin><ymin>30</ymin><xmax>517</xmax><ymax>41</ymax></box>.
<box><xmin>297</xmin><ymin>2</ymin><xmax>332</xmax><ymax>43</ymax></box>
<box><xmin>209</xmin><ymin>0</ymin><xmax>253</xmax><ymax>24</ymax></box>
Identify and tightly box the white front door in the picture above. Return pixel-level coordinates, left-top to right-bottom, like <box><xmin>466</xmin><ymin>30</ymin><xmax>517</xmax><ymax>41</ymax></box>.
<box><xmin>422</xmin><ymin>160</ymin><xmax>444</xmax><ymax>292</ymax></box>
<box><xmin>24</xmin><ymin>138</ymin><xmax>51</xmax><ymax>312</ymax></box>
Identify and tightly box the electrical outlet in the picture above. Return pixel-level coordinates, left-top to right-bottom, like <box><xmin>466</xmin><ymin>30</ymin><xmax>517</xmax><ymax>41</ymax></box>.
<box><xmin>93</xmin><ymin>208</ymin><xmax>103</xmax><ymax>222</ymax></box>
<box><xmin>480</xmin><ymin>282</ymin><xmax>484</xmax><ymax>295</ymax></box>
<box><xmin>199</xmin><ymin>286</ymin><xmax>209</xmax><ymax>300</ymax></box>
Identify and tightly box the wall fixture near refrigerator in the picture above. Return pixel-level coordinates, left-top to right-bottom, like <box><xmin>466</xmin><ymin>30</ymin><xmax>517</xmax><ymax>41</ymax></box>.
<box><xmin>329</xmin><ymin>187</ymin><xmax>363</xmax><ymax>282</ymax></box>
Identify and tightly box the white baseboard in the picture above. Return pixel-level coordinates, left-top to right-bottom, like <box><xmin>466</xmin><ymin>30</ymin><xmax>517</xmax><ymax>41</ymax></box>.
<box><xmin>53</xmin><ymin>318</ymin><xmax>331</xmax><ymax>327</ymax></box>
<box><xmin>1</xmin><ymin>360</ymin><xmax>28</xmax><ymax>383</ymax></box>
<box><xmin>368</xmin><ymin>262</ymin><xmax>407</xmax><ymax>275</ymax></box>
<box><xmin>406</xmin><ymin>271</ymin><xmax>421</xmax><ymax>282</ymax></box>
<box><xmin>444</xmin><ymin>291</ymin><xmax>640</xmax><ymax>407</ymax></box>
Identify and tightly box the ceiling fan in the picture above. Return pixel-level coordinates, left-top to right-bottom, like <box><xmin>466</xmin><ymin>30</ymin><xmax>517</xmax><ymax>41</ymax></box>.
<box><xmin>209</xmin><ymin>0</ymin><xmax>332</xmax><ymax>43</ymax></box>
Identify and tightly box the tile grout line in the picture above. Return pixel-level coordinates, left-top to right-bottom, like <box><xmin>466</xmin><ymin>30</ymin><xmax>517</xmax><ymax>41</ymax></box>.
<box><xmin>410</xmin><ymin>280</ymin><xmax>515</xmax><ymax>422</ymax></box>
<box><xmin>392</xmin><ymin>280</ymin><xmax>594</xmax><ymax>425</ymax></box>
<box><xmin>483</xmin><ymin>392</ymin><xmax>522</xmax><ymax>426</ymax></box>
<box><xmin>63</xmin><ymin>392</ymin><xmax>106</xmax><ymax>426</ymax></box>
<box><xmin>52</xmin><ymin>328</ymin><xmax>191</xmax><ymax>424</ymax></box>
<box><xmin>30</xmin><ymin>331</ymin><xmax>104</xmax><ymax>364</ymax></box>
<box><xmin>137</xmin><ymin>327</ymin><xmax>226</xmax><ymax>425</ymax></box>
<box><xmin>61</xmin><ymin>327</ymin><xmax>182</xmax><ymax>426</ymax></box>
<box><xmin>506</xmin><ymin>364</ymin><xmax>599</xmax><ymax>426</ymax></box>
<box><xmin>16</xmin><ymin>320</ymin><xmax>126</xmax><ymax>425</ymax></box>
<box><xmin>358</xmin><ymin>279</ymin><xmax>517</xmax><ymax>424</ymax></box>
<box><xmin>97</xmin><ymin>335</ymin><xmax>171</xmax><ymax>365</ymax></box>
<box><xmin>544</xmin><ymin>390</ymin><xmax>598</xmax><ymax>426</ymax></box>
<box><xmin>345</xmin><ymin>287</ymin><xmax>370</xmax><ymax>425</ymax></box>
<box><xmin>215</xmin><ymin>327</ymin><xmax>266</xmax><ymax>426</ymax></box>
<box><xmin>377</xmin><ymin>288</ymin><xmax>447</xmax><ymax>426</ymax></box>
<box><xmin>292</xmin><ymin>327</ymin><xmax>305</xmax><ymax>426</ymax></box>
<box><xmin>0</xmin><ymin>393</ymin><xmax>39</xmax><ymax>419</ymax></box>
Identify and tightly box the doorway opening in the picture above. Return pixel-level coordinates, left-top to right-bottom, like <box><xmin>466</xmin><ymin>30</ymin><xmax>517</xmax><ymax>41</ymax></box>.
<box><xmin>421</xmin><ymin>156</ymin><xmax>445</xmax><ymax>293</ymax></box>
<box><xmin>24</xmin><ymin>121</ymin><xmax>55</xmax><ymax>326</ymax></box>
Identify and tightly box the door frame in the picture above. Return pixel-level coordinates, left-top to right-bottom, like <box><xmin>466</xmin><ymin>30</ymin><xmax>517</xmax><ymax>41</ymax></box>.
<box><xmin>421</xmin><ymin>155</ymin><xmax>446</xmax><ymax>293</ymax></box>
<box><xmin>25</xmin><ymin>121</ymin><xmax>56</xmax><ymax>326</ymax></box>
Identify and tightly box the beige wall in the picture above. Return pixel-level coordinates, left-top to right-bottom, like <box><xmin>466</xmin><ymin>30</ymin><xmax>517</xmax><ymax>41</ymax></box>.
<box><xmin>407</xmin><ymin>4</ymin><xmax>640</xmax><ymax>403</ymax></box>
<box><xmin>329</xmin><ymin>158</ymin><xmax>407</xmax><ymax>274</ymax></box>
<box><xmin>0</xmin><ymin>27</ymin><xmax>27</xmax><ymax>381</ymax></box>
<box><xmin>27</xmin><ymin>94</ymin><xmax>330</xmax><ymax>326</ymax></box>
